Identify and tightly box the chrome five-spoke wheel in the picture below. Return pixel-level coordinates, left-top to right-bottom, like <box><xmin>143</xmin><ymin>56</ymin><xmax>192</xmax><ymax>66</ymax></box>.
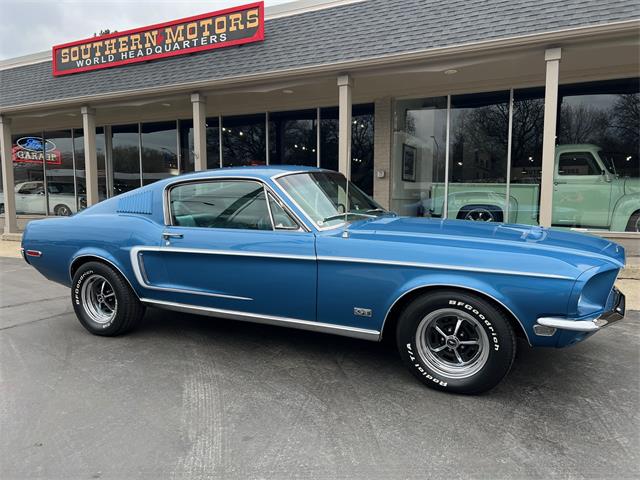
<box><xmin>81</xmin><ymin>274</ymin><xmax>117</xmax><ymax>324</ymax></box>
<box><xmin>463</xmin><ymin>207</ymin><xmax>495</xmax><ymax>222</ymax></box>
<box><xmin>415</xmin><ymin>308</ymin><xmax>490</xmax><ymax>379</ymax></box>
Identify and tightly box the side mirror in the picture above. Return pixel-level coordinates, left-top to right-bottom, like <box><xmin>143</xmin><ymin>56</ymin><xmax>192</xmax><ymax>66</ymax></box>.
<box><xmin>602</xmin><ymin>170</ymin><xmax>612</xmax><ymax>183</ymax></box>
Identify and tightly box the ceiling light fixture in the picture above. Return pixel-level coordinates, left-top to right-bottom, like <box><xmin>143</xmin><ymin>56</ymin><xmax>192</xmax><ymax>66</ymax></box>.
<box><xmin>282</xmin><ymin>89</ymin><xmax>294</xmax><ymax>94</ymax></box>
<box><xmin>444</xmin><ymin>69</ymin><xmax>458</xmax><ymax>75</ymax></box>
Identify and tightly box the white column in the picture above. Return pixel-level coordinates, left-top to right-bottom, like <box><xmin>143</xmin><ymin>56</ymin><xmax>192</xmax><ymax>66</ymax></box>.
<box><xmin>373</xmin><ymin>97</ymin><xmax>392</xmax><ymax>209</ymax></box>
<box><xmin>0</xmin><ymin>115</ymin><xmax>18</xmax><ymax>234</ymax></box>
<box><xmin>191</xmin><ymin>93</ymin><xmax>207</xmax><ymax>171</ymax></box>
<box><xmin>539</xmin><ymin>47</ymin><xmax>561</xmax><ymax>227</ymax></box>
<box><xmin>337</xmin><ymin>74</ymin><xmax>353</xmax><ymax>179</ymax></box>
<box><xmin>81</xmin><ymin>106</ymin><xmax>99</xmax><ymax>206</ymax></box>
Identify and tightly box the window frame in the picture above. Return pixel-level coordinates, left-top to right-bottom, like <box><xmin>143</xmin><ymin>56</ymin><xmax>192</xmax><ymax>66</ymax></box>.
<box><xmin>164</xmin><ymin>176</ymin><xmax>308</xmax><ymax>233</ymax></box>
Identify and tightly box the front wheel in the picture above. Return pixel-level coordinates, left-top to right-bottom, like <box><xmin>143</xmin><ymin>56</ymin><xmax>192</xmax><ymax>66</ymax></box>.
<box><xmin>72</xmin><ymin>261</ymin><xmax>145</xmax><ymax>336</ymax></box>
<box><xmin>396</xmin><ymin>290</ymin><xmax>516</xmax><ymax>394</ymax></box>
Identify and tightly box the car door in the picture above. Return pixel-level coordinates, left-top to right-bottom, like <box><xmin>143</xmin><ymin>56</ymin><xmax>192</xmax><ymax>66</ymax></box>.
<box><xmin>552</xmin><ymin>151</ymin><xmax>612</xmax><ymax>228</ymax></box>
<box><xmin>133</xmin><ymin>178</ymin><xmax>317</xmax><ymax>321</ymax></box>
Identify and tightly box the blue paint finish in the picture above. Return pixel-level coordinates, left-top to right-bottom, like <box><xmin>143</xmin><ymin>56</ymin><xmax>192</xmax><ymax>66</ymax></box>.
<box><xmin>21</xmin><ymin>166</ymin><xmax>626</xmax><ymax>347</ymax></box>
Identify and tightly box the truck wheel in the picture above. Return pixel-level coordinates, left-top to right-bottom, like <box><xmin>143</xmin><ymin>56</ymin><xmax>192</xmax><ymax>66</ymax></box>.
<box><xmin>457</xmin><ymin>205</ymin><xmax>503</xmax><ymax>223</ymax></box>
<box><xmin>396</xmin><ymin>290</ymin><xmax>516</xmax><ymax>394</ymax></box>
<box><xmin>72</xmin><ymin>261</ymin><xmax>145</xmax><ymax>336</ymax></box>
<box><xmin>625</xmin><ymin>211</ymin><xmax>640</xmax><ymax>232</ymax></box>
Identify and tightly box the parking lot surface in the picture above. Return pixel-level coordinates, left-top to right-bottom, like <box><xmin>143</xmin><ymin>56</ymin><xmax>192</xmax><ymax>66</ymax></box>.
<box><xmin>1</xmin><ymin>255</ymin><xmax>638</xmax><ymax>480</ymax></box>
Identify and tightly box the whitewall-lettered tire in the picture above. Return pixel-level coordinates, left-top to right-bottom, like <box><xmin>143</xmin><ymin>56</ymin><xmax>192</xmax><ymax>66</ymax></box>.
<box><xmin>396</xmin><ymin>290</ymin><xmax>516</xmax><ymax>394</ymax></box>
<box><xmin>72</xmin><ymin>261</ymin><xmax>145</xmax><ymax>336</ymax></box>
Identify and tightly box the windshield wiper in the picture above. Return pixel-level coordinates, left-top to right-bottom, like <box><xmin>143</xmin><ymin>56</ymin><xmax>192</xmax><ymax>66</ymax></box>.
<box><xmin>365</xmin><ymin>208</ymin><xmax>387</xmax><ymax>215</ymax></box>
<box><xmin>320</xmin><ymin>211</ymin><xmax>376</xmax><ymax>224</ymax></box>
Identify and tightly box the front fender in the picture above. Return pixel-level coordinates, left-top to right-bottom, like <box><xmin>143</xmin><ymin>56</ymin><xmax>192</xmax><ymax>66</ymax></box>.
<box><xmin>380</xmin><ymin>271</ymin><xmax>578</xmax><ymax>347</ymax></box>
<box><xmin>610</xmin><ymin>193</ymin><xmax>640</xmax><ymax>231</ymax></box>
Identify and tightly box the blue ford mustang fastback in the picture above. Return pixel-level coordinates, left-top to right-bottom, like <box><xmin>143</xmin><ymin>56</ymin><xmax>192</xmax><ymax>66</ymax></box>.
<box><xmin>21</xmin><ymin>166</ymin><xmax>627</xmax><ymax>394</ymax></box>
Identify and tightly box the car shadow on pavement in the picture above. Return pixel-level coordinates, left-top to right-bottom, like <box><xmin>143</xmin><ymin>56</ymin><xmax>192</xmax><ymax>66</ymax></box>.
<box><xmin>136</xmin><ymin>306</ymin><xmax>639</xmax><ymax>400</ymax></box>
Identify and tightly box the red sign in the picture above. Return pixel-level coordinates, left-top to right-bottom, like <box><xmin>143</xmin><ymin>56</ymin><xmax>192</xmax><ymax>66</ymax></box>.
<box><xmin>12</xmin><ymin>137</ymin><xmax>62</xmax><ymax>165</ymax></box>
<box><xmin>52</xmin><ymin>2</ymin><xmax>264</xmax><ymax>76</ymax></box>
<box><xmin>12</xmin><ymin>146</ymin><xmax>62</xmax><ymax>165</ymax></box>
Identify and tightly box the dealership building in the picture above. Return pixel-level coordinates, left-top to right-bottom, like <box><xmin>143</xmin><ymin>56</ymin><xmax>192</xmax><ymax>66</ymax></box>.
<box><xmin>0</xmin><ymin>0</ymin><xmax>638</xmax><ymax>250</ymax></box>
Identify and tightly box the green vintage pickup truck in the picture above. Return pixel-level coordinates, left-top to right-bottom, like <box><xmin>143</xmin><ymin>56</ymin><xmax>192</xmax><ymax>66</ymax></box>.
<box><xmin>430</xmin><ymin>144</ymin><xmax>640</xmax><ymax>232</ymax></box>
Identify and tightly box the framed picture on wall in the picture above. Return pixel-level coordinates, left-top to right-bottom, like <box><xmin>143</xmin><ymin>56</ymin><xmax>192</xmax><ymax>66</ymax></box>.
<box><xmin>402</xmin><ymin>144</ymin><xmax>417</xmax><ymax>182</ymax></box>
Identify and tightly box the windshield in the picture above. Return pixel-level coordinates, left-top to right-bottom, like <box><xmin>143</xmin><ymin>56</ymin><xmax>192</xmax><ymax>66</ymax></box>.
<box><xmin>599</xmin><ymin>151</ymin><xmax>617</xmax><ymax>175</ymax></box>
<box><xmin>276</xmin><ymin>171</ymin><xmax>387</xmax><ymax>229</ymax></box>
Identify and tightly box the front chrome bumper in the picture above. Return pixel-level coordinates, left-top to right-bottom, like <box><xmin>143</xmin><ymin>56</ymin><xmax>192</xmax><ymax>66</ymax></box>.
<box><xmin>536</xmin><ymin>288</ymin><xmax>626</xmax><ymax>334</ymax></box>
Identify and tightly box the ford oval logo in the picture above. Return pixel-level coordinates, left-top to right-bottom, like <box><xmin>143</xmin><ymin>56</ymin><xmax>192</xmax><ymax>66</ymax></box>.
<box><xmin>16</xmin><ymin>137</ymin><xmax>57</xmax><ymax>152</ymax></box>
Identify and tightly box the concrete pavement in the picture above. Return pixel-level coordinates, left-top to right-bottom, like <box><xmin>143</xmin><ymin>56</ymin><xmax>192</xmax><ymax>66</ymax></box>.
<box><xmin>0</xmin><ymin>256</ymin><xmax>638</xmax><ymax>479</ymax></box>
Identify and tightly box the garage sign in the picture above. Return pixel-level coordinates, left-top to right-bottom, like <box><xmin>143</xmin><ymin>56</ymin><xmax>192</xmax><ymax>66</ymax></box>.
<box><xmin>52</xmin><ymin>2</ymin><xmax>264</xmax><ymax>76</ymax></box>
<box><xmin>12</xmin><ymin>137</ymin><xmax>62</xmax><ymax>165</ymax></box>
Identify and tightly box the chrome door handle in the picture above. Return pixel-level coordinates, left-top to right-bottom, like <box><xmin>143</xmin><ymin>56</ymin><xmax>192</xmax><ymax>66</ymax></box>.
<box><xmin>162</xmin><ymin>232</ymin><xmax>183</xmax><ymax>239</ymax></box>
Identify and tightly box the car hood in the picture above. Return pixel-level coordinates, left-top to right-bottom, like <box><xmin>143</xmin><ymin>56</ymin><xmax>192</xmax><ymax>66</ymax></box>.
<box><xmin>347</xmin><ymin>216</ymin><xmax>625</xmax><ymax>270</ymax></box>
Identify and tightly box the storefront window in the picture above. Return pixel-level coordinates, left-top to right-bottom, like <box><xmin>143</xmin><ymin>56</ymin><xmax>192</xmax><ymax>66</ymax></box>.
<box><xmin>319</xmin><ymin>104</ymin><xmax>374</xmax><ymax>195</ymax></box>
<box><xmin>141</xmin><ymin>121</ymin><xmax>179</xmax><ymax>186</ymax></box>
<box><xmin>111</xmin><ymin>124</ymin><xmax>141</xmax><ymax>195</ymax></box>
<box><xmin>221</xmin><ymin>114</ymin><xmax>266</xmax><ymax>167</ymax></box>
<box><xmin>44</xmin><ymin>130</ymin><xmax>75</xmax><ymax>216</ymax></box>
<box><xmin>178</xmin><ymin>119</ymin><xmax>195</xmax><ymax>173</ymax></box>
<box><xmin>391</xmin><ymin>97</ymin><xmax>447</xmax><ymax>216</ymax></box>
<box><xmin>268</xmin><ymin>109</ymin><xmax>317</xmax><ymax>166</ymax></box>
<box><xmin>554</xmin><ymin>78</ymin><xmax>639</xmax><ymax>232</ymax></box>
<box><xmin>446</xmin><ymin>91</ymin><xmax>510</xmax><ymax>222</ymax></box>
<box><xmin>11</xmin><ymin>132</ymin><xmax>46</xmax><ymax>215</ymax></box>
<box><xmin>0</xmin><ymin>156</ymin><xmax>4</xmax><ymax>215</ymax></box>
<box><xmin>178</xmin><ymin>118</ymin><xmax>220</xmax><ymax>172</ymax></box>
<box><xmin>510</xmin><ymin>87</ymin><xmax>545</xmax><ymax>225</ymax></box>
<box><xmin>205</xmin><ymin>118</ymin><xmax>221</xmax><ymax>170</ymax></box>
<box><xmin>73</xmin><ymin>127</ymin><xmax>108</xmax><ymax>210</ymax></box>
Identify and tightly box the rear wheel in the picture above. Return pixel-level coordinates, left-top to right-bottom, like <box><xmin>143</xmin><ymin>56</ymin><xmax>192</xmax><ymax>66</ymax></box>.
<box><xmin>54</xmin><ymin>204</ymin><xmax>73</xmax><ymax>216</ymax></box>
<box><xmin>625</xmin><ymin>211</ymin><xmax>640</xmax><ymax>232</ymax></box>
<box><xmin>457</xmin><ymin>204</ymin><xmax>503</xmax><ymax>223</ymax></box>
<box><xmin>72</xmin><ymin>261</ymin><xmax>144</xmax><ymax>336</ymax></box>
<box><xmin>396</xmin><ymin>290</ymin><xmax>516</xmax><ymax>394</ymax></box>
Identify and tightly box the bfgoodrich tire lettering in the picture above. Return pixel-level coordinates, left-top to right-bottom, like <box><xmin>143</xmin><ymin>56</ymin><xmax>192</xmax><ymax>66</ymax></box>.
<box><xmin>396</xmin><ymin>290</ymin><xmax>516</xmax><ymax>394</ymax></box>
<box><xmin>72</xmin><ymin>261</ymin><xmax>145</xmax><ymax>336</ymax></box>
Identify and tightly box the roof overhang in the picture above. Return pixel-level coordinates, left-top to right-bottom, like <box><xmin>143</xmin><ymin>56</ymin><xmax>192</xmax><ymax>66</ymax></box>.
<box><xmin>1</xmin><ymin>18</ymin><xmax>638</xmax><ymax>115</ymax></box>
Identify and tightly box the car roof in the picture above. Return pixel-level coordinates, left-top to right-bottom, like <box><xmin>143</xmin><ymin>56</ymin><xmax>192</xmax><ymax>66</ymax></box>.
<box><xmin>162</xmin><ymin>165</ymin><xmax>333</xmax><ymax>184</ymax></box>
<box><xmin>556</xmin><ymin>144</ymin><xmax>601</xmax><ymax>151</ymax></box>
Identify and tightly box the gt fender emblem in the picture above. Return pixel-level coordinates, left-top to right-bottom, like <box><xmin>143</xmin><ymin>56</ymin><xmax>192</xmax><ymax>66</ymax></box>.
<box><xmin>353</xmin><ymin>307</ymin><xmax>372</xmax><ymax>317</ymax></box>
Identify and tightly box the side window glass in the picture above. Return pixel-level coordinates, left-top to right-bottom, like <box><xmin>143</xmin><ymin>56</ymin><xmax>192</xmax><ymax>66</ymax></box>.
<box><xmin>170</xmin><ymin>180</ymin><xmax>272</xmax><ymax>230</ymax></box>
<box><xmin>268</xmin><ymin>193</ymin><xmax>299</xmax><ymax>230</ymax></box>
<box><xmin>558</xmin><ymin>152</ymin><xmax>599</xmax><ymax>176</ymax></box>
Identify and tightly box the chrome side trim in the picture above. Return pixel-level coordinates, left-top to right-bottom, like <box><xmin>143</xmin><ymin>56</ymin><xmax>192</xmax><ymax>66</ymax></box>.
<box><xmin>318</xmin><ymin>256</ymin><xmax>573</xmax><ymax>280</ymax></box>
<box><xmin>129</xmin><ymin>246</ymin><xmax>255</xmax><ymax>301</ymax></box>
<box><xmin>140</xmin><ymin>297</ymin><xmax>381</xmax><ymax>341</ymax></box>
<box><xmin>379</xmin><ymin>283</ymin><xmax>532</xmax><ymax>345</ymax></box>
<box><xmin>131</xmin><ymin>245</ymin><xmax>316</xmax><ymax>261</ymax></box>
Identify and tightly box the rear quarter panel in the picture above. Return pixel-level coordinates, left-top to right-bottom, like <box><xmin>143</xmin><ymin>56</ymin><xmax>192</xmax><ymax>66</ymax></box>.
<box><xmin>22</xmin><ymin>212</ymin><xmax>162</xmax><ymax>292</ymax></box>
